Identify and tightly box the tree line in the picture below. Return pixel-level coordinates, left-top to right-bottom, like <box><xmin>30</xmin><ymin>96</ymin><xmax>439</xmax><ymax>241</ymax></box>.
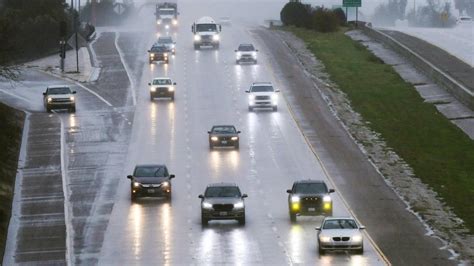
<box><xmin>280</xmin><ymin>2</ymin><xmax>346</xmax><ymax>33</ymax></box>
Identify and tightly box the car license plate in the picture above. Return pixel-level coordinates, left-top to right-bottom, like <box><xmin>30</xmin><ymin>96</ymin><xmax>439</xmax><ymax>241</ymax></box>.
<box><xmin>219</xmin><ymin>211</ymin><xmax>227</xmax><ymax>216</ymax></box>
<box><xmin>221</xmin><ymin>141</ymin><xmax>227</xmax><ymax>144</ymax></box>
<box><xmin>148</xmin><ymin>189</ymin><xmax>155</xmax><ymax>193</ymax></box>
<box><xmin>308</xmin><ymin>208</ymin><xmax>316</xmax><ymax>212</ymax></box>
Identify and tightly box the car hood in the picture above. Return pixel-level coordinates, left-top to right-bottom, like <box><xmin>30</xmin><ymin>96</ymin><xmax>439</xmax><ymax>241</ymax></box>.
<box><xmin>134</xmin><ymin>177</ymin><xmax>169</xmax><ymax>184</ymax></box>
<box><xmin>203</xmin><ymin>197</ymin><xmax>242</xmax><ymax>205</ymax></box>
<box><xmin>320</xmin><ymin>229</ymin><xmax>361</xmax><ymax>238</ymax></box>
<box><xmin>197</xmin><ymin>32</ymin><xmax>217</xmax><ymax>36</ymax></box>
<box><xmin>250</xmin><ymin>91</ymin><xmax>275</xmax><ymax>96</ymax></box>
<box><xmin>238</xmin><ymin>51</ymin><xmax>256</xmax><ymax>55</ymax></box>
<box><xmin>47</xmin><ymin>94</ymin><xmax>73</xmax><ymax>99</ymax></box>
<box><xmin>209</xmin><ymin>133</ymin><xmax>238</xmax><ymax>137</ymax></box>
<box><xmin>160</xmin><ymin>15</ymin><xmax>174</xmax><ymax>20</ymax></box>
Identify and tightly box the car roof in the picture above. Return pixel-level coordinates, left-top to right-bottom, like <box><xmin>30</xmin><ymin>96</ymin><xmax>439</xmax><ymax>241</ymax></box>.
<box><xmin>293</xmin><ymin>179</ymin><xmax>327</xmax><ymax>184</ymax></box>
<box><xmin>252</xmin><ymin>82</ymin><xmax>272</xmax><ymax>86</ymax></box>
<box><xmin>158</xmin><ymin>36</ymin><xmax>173</xmax><ymax>40</ymax></box>
<box><xmin>239</xmin><ymin>43</ymin><xmax>254</xmax><ymax>47</ymax></box>
<box><xmin>206</xmin><ymin>182</ymin><xmax>238</xmax><ymax>188</ymax></box>
<box><xmin>212</xmin><ymin>125</ymin><xmax>235</xmax><ymax>128</ymax></box>
<box><xmin>153</xmin><ymin>77</ymin><xmax>171</xmax><ymax>80</ymax></box>
<box><xmin>135</xmin><ymin>164</ymin><xmax>167</xmax><ymax>168</ymax></box>
<box><xmin>323</xmin><ymin>216</ymin><xmax>356</xmax><ymax>221</ymax></box>
<box><xmin>47</xmin><ymin>85</ymin><xmax>70</xmax><ymax>89</ymax></box>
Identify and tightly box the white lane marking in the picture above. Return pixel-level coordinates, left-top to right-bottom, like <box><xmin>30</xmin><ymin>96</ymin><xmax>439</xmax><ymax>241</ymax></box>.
<box><xmin>0</xmin><ymin>88</ymin><xmax>31</xmax><ymax>102</ymax></box>
<box><xmin>58</xmin><ymin>114</ymin><xmax>74</xmax><ymax>265</ymax></box>
<box><xmin>73</xmin><ymin>81</ymin><xmax>113</xmax><ymax>107</ymax></box>
<box><xmin>260</xmin><ymin>37</ymin><xmax>391</xmax><ymax>265</ymax></box>
<box><xmin>114</xmin><ymin>31</ymin><xmax>137</xmax><ymax>106</ymax></box>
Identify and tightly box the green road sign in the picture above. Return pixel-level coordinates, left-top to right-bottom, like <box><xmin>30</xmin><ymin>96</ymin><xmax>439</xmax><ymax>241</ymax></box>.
<box><xmin>343</xmin><ymin>0</ymin><xmax>361</xmax><ymax>7</ymax></box>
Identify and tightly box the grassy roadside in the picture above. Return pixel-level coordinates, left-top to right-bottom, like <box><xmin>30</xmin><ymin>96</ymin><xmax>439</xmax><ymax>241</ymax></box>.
<box><xmin>286</xmin><ymin>26</ymin><xmax>474</xmax><ymax>232</ymax></box>
<box><xmin>0</xmin><ymin>102</ymin><xmax>24</xmax><ymax>261</ymax></box>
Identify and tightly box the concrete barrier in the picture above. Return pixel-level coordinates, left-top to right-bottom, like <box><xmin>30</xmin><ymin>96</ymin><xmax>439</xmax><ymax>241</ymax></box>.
<box><xmin>360</xmin><ymin>26</ymin><xmax>474</xmax><ymax>110</ymax></box>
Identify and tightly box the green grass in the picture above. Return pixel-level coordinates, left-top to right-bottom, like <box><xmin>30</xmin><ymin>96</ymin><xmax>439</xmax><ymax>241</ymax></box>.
<box><xmin>286</xmin><ymin>26</ymin><xmax>474</xmax><ymax>233</ymax></box>
<box><xmin>0</xmin><ymin>102</ymin><xmax>24</xmax><ymax>261</ymax></box>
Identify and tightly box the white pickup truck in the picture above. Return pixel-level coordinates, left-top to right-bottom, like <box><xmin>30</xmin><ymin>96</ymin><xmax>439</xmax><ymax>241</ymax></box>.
<box><xmin>43</xmin><ymin>85</ymin><xmax>76</xmax><ymax>113</ymax></box>
<box><xmin>246</xmin><ymin>82</ymin><xmax>279</xmax><ymax>112</ymax></box>
<box><xmin>192</xmin><ymin>16</ymin><xmax>222</xmax><ymax>49</ymax></box>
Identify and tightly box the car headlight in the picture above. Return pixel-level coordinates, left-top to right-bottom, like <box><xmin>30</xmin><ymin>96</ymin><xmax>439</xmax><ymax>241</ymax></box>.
<box><xmin>150</xmin><ymin>53</ymin><xmax>155</xmax><ymax>57</ymax></box>
<box><xmin>231</xmin><ymin>136</ymin><xmax>238</xmax><ymax>141</ymax></box>
<box><xmin>271</xmin><ymin>94</ymin><xmax>278</xmax><ymax>101</ymax></box>
<box><xmin>202</xmin><ymin>202</ymin><xmax>212</xmax><ymax>209</ymax></box>
<box><xmin>157</xmin><ymin>20</ymin><xmax>161</xmax><ymax>25</ymax></box>
<box><xmin>248</xmin><ymin>95</ymin><xmax>255</xmax><ymax>101</ymax></box>
<box><xmin>150</xmin><ymin>87</ymin><xmax>156</xmax><ymax>92</ymax></box>
<box><xmin>133</xmin><ymin>182</ymin><xmax>140</xmax><ymax>188</ymax></box>
<box><xmin>352</xmin><ymin>235</ymin><xmax>363</xmax><ymax>242</ymax></box>
<box><xmin>323</xmin><ymin>195</ymin><xmax>332</xmax><ymax>202</ymax></box>
<box><xmin>168</xmin><ymin>86</ymin><xmax>174</xmax><ymax>92</ymax></box>
<box><xmin>320</xmin><ymin>236</ymin><xmax>331</xmax><ymax>242</ymax></box>
<box><xmin>165</xmin><ymin>25</ymin><xmax>169</xmax><ymax>29</ymax></box>
<box><xmin>194</xmin><ymin>35</ymin><xmax>201</xmax><ymax>41</ymax></box>
<box><xmin>47</xmin><ymin>97</ymin><xmax>52</xmax><ymax>103</ymax></box>
<box><xmin>234</xmin><ymin>202</ymin><xmax>244</xmax><ymax>209</ymax></box>
<box><xmin>213</xmin><ymin>34</ymin><xmax>219</xmax><ymax>41</ymax></box>
<box><xmin>291</xmin><ymin>196</ymin><xmax>300</xmax><ymax>203</ymax></box>
<box><xmin>162</xmin><ymin>181</ymin><xmax>170</xmax><ymax>187</ymax></box>
<box><xmin>236</xmin><ymin>52</ymin><xmax>241</xmax><ymax>58</ymax></box>
<box><xmin>172</xmin><ymin>44</ymin><xmax>175</xmax><ymax>49</ymax></box>
<box><xmin>172</xmin><ymin>19</ymin><xmax>178</xmax><ymax>25</ymax></box>
<box><xmin>252</xmin><ymin>51</ymin><xmax>257</xmax><ymax>58</ymax></box>
<box><xmin>164</xmin><ymin>53</ymin><xmax>168</xmax><ymax>57</ymax></box>
<box><xmin>211</xmin><ymin>136</ymin><xmax>218</xmax><ymax>141</ymax></box>
<box><xmin>70</xmin><ymin>96</ymin><xmax>75</xmax><ymax>101</ymax></box>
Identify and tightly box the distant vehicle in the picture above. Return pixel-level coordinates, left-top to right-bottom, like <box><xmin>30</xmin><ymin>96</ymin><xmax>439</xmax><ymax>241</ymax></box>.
<box><xmin>235</xmin><ymin>44</ymin><xmax>258</xmax><ymax>64</ymax></box>
<box><xmin>192</xmin><ymin>16</ymin><xmax>222</xmax><ymax>49</ymax></box>
<box><xmin>219</xmin><ymin>16</ymin><xmax>232</xmax><ymax>26</ymax></box>
<box><xmin>287</xmin><ymin>180</ymin><xmax>335</xmax><ymax>222</ymax></box>
<box><xmin>148</xmin><ymin>77</ymin><xmax>176</xmax><ymax>101</ymax></box>
<box><xmin>208</xmin><ymin>125</ymin><xmax>241</xmax><ymax>149</ymax></box>
<box><xmin>127</xmin><ymin>164</ymin><xmax>175</xmax><ymax>201</ymax></box>
<box><xmin>155</xmin><ymin>2</ymin><xmax>178</xmax><ymax>30</ymax></box>
<box><xmin>199</xmin><ymin>182</ymin><xmax>248</xmax><ymax>225</ymax></box>
<box><xmin>316</xmin><ymin>217</ymin><xmax>365</xmax><ymax>254</ymax></box>
<box><xmin>43</xmin><ymin>85</ymin><xmax>76</xmax><ymax>113</ymax></box>
<box><xmin>246</xmin><ymin>82</ymin><xmax>279</xmax><ymax>111</ymax></box>
<box><xmin>457</xmin><ymin>16</ymin><xmax>473</xmax><ymax>25</ymax></box>
<box><xmin>148</xmin><ymin>43</ymin><xmax>169</xmax><ymax>64</ymax></box>
<box><xmin>157</xmin><ymin>36</ymin><xmax>176</xmax><ymax>54</ymax></box>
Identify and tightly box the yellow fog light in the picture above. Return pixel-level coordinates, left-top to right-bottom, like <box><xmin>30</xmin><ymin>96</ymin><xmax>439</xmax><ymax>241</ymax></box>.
<box><xmin>323</xmin><ymin>202</ymin><xmax>332</xmax><ymax>210</ymax></box>
<box><xmin>291</xmin><ymin>203</ymin><xmax>300</xmax><ymax>211</ymax></box>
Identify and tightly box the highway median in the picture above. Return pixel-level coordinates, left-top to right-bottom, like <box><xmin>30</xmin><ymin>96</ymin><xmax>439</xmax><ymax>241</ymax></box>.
<box><xmin>284</xmin><ymin>26</ymin><xmax>474</xmax><ymax>235</ymax></box>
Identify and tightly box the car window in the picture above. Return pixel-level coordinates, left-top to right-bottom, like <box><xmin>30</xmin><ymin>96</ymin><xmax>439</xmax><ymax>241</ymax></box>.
<box><xmin>158</xmin><ymin>9</ymin><xmax>175</xmax><ymax>15</ymax></box>
<box><xmin>293</xmin><ymin>183</ymin><xmax>327</xmax><ymax>194</ymax></box>
<box><xmin>238</xmin><ymin>45</ymin><xmax>255</xmax><ymax>51</ymax></box>
<box><xmin>196</xmin><ymin>23</ymin><xmax>217</xmax><ymax>32</ymax></box>
<box><xmin>205</xmin><ymin>186</ymin><xmax>241</xmax><ymax>198</ymax></box>
<box><xmin>134</xmin><ymin>166</ymin><xmax>168</xmax><ymax>177</ymax></box>
<box><xmin>47</xmin><ymin>87</ymin><xmax>71</xmax><ymax>94</ymax></box>
<box><xmin>153</xmin><ymin>79</ymin><xmax>172</xmax><ymax>85</ymax></box>
<box><xmin>212</xmin><ymin>126</ymin><xmax>236</xmax><ymax>134</ymax></box>
<box><xmin>151</xmin><ymin>45</ymin><xmax>166</xmax><ymax>52</ymax></box>
<box><xmin>158</xmin><ymin>38</ymin><xmax>173</xmax><ymax>43</ymax></box>
<box><xmin>251</xmin><ymin>85</ymin><xmax>273</xmax><ymax>92</ymax></box>
<box><xmin>323</xmin><ymin>219</ymin><xmax>358</xmax><ymax>230</ymax></box>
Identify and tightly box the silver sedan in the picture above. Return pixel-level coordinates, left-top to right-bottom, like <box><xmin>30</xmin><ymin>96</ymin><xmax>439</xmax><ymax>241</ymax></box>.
<box><xmin>316</xmin><ymin>217</ymin><xmax>365</xmax><ymax>254</ymax></box>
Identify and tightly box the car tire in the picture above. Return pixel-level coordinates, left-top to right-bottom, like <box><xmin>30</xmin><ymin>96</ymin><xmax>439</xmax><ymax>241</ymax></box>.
<box><xmin>46</xmin><ymin>107</ymin><xmax>51</xmax><ymax>113</ymax></box>
<box><xmin>171</xmin><ymin>94</ymin><xmax>175</xmax><ymax>101</ymax></box>
<box><xmin>234</xmin><ymin>142</ymin><xmax>239</xmax><ymax>149</ymax></box>
<box><xmin>248</xmin><ymin>106</ymin><xmax>253</xmax><ymax>112</ymax></box>
<box><xmin>165</xmin><ymin>192</ymin><xmax>172</xmax><ymax>201</ymax></box>
<box><xmin>150</xmin><ymin>94</ymin><xmax>154</xmax><ymax>101</ymax></box>
<box><xmin>318</xmin><ymin>244</ymin><xmax>325</xmax><ymax>255</ymax></box>
<box><xmin>356</xmin><ymin>245</ymin><xmax>364</xmax><ymax>254</ymax></box>
<box><xmin>272</xmin><ymin>106</ymin><xmax>278</xmax><ymax>112</ymax></box>
<box><xmin>209</xmin><ymin>143</ymin><xmax>214</xmax><ymax>150</ymax></box>
<box><xmin>214</xmin><ymin>44</ymin><xmax>219</xmax><ymax>49</ymax></box>
<box><xmin>70</xmin><ymin>106</ymin><xmax>76</xmax><ymax>113</ymax></box>
<box><xmin>254</xmin><ymin>60</ymin><xmax>257</xmax><ymax>64</ymax></box>
<box><xmin>238</xmin><ymin>216</ymin><xmax>245</xmax><ymax>225</ymax></box>
<box><xmin>194</xmin><ymin>44</ymin><xmax>199</xmax><ymax>50</ymax></box>
<box><xmin>201</xmin><ymin>215</ymin><xmax>208</xmax><ymax>226</ymax></box>
<box><xmin>131</xmin><ymin>193</ymin><xmax>137</xmax><ymax>202</ymax></box>
<box><xmin>236</xmin><ymin>60</ymin><xmax>240</xmax><ymax>64</ymax></box>
<box><xmin>290</xmin><ymin>212</ymin><xmax>297</xmax><ymax>222</ymax></box>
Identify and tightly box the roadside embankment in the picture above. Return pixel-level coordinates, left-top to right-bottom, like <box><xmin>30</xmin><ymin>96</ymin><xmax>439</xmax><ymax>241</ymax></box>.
<box><xmin>0</xmin><ymin>102</ymin><xmax>24</xmax><ymax>262</ymax></box>
<box><xmin>282</xmin><ymin>26</ymin><xmax>474</xmax><ymax>261</ymax></box>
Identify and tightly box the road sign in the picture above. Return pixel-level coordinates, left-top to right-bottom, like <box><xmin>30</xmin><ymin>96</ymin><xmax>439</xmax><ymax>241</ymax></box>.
<box><xmin>343</xmin><ymin>0</ymin><xmax>361</xmax><ymax>7</ymax></box>
<box><xmin>67</xmin><ymin>33</ymin><xmax>87</xmax><ymax>49</ymax></box>
<box><xmin>114</xmin><ymin>3</ymin><xmax>126</xmax><ymax>15</ymax></box>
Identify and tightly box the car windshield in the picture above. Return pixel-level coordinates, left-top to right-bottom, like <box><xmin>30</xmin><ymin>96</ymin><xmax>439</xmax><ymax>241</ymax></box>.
<box><xmin>158</xmin><ymin>9</ymin><xmax>175</xmax><ymax>15</ymax></box>
<box><xmin>323</xmin><ymin>219</ymin><xmax>358</xmax><ymax>230</ymax></box>
<box><xmin>238</xmin><ymin>45</ymin><xmax>255</xmax><ymax>51</ymax></box>
<box><xmin>153</xmin><ymin>79</ymin><xmax>172</xmax><ymax>85</ymax></box>
<box><xmin>47</xmin><ymin>87</ymin><xmax>71</xmax><ymax>94</ymax></box>
<box><xmin>212</xmin><ymin>126</ymin><xmax>236</xmax><ymax>134</ymax></box>
<box><xmin>196</xmin><ymin>23</ymin><xmax>217</xmax><ymax>32</ymax></box>
<box><xmin>158</xmin><ymin>38</ymin><xmax>173</xmax><ymax>44</ymax></box>
<box><xmin>151</xmin><ymin>45</ymin><xmax>166</xmax><ymax>52</ymax></box>
<box><xmin>251</xmin><ymin>85</ymin><xmax>273</xmax><ymax>92</ymax></box>
<box><xmin>294</xmin><ymin>183</ymin><xmax>327</xmax><ymax>194</ymax></box>
<box><xmin>134</xmin><ymin>166</ymin><xmax>168</xmax><ymax>177</ymax></box>
<box><xmin>205</xmin><ymin>186</ymin><xmax>241</xmax><ymax>198</ymax></box>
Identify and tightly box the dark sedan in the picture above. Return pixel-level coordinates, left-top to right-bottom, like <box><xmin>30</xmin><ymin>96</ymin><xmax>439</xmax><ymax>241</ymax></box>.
<box><xmin>208</xmin><ymin>125</ymin><xmax>241</xmax><ymax>149</ymax></box>
<box><xmin>127</xmin><ymin>164</ymin><xmax>175</xmax><ymax>201</ymax></box>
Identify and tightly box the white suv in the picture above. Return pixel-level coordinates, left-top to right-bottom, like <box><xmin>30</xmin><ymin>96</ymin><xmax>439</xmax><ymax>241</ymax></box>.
<box><xmin>245</xmin><ymin>82</ymin><xmax>279</xmax><ymax>111</ymax></box>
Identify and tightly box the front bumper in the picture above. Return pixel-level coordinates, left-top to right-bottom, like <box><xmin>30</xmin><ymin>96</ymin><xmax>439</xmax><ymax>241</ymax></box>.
<box><xmin>151</xmin><ymin>90</ymin><xmax>174</xmax><ymax>98</ymax></box>
<box><xmin>209</xmin><ymin>137</ymin><xmax>239</xmax><ymax>147</ymax></box>
<box><xmin>289</xmin><ymin>202</ymin><xmax>332</xmax><ymax>216</ymax></box>
<box><xmin>132</xmin><ymin>185</ymin><xmax>171</xmax><ymax>197</ymax></box>
<box><xmin>319</xmin><ymin>241</ymin><xmax>363</xmax><ymax>251</ymax></box>
<box><xmin>201</xmin><ymin>209</ymin><xmax>245</xmax><ymax>220</ymax></box>
<box><xmin>149</xmin><ymin>55</ymin><xmax>168</xmax><ymax>62</ymax></box>
<box><xmin>249</xmin><ymin>100</ymin><xmax>277</xmax><ymax>108</ymax></box>
<box><xmin>237</xmin><ymin>55</ymin><xmax>257</xmax><ymax>62</ymax></box>
<box><xmin>46</xmin><ymin>102</ymin><xmax>75</xmax><ymax>109</ymax></box>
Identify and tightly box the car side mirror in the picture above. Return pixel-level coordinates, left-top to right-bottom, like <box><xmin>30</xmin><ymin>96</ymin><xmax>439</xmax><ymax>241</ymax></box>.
<box><xmin>72</xmin><ymin>91</ymin><xmax>76</xmax><ymax>94</ymax></box>
<box><xmin>219</xmin><ymin>25</ymin><xmax>222</xmax><ymax>32</ymax></box>
<box><xmin>237</xmin><ymin>131</ymin><xmax>241</xmax><ymax>134</ymax></box>
<box><xmin>147</xmin><ymin>50</ymin><xmax>151</xmax><ymax>53</ymax></box>
<box><xmin>256</xmin><ymin>49</ymin><xmax>259</xmax><ymax>52</ymax></box>
<box><xmin>198</xmin><ymin>194</ymin><xmax>204</xmax><ymax>199</ymax></box>
<box><xmin>329</xmin><ymin>189</ymin><xmax>335</xmax><ymax>193</ymax></box>
<box><xmin>43</xmin><ymin>92</ymin><xmax>47</xmax><ymax>96</ymax></box>
<box><xmin>286</xmin><ymin>189</ymin><xmax>292</xmax><ymax>193</ymax></box>
<box><xmin>127</xmin><ymin>175</ymin><xmax>132</xmax><ymax>179</ymax></box>
<box><xmin>275</xmin><ymin>89</ymin><xmax>281</xmax><ymax>93</ymax></box>
<box><xmin>191</xmin><ymin>25</ymin><xmax>194</xmax><ymax>32</ymax></box>
<box><xmin>173</xmin><ymin>82</ymin><xmax>177</xmax><ymax>85</ymax></box>
<box><xmin>359</xmin><ymin>226</ymin><xmax>366</xmax><ymax>230</ymax></box>
<box><xmin>148</xmin><ymin>83</ymin><xmax>151</xmax><ymax>86</ymax></box>
<box><xmin>245</xmin><ymin>90</ymin><xmax>250</xmax><ymax>93</ymax></box>
<box><xmin>207</xmin><ymin>131</ymin><xmax>211</xmax><ymax>134</ymax></box>
<box><xmin>315</xmin><ymin>227</ymin><xmax>321</xmax><ymax>231</ymax></box>
<box><xmin>234</xmin><ymin>50</ymin><xmax>238</xmax><ymax>52</ymax></box>
<box><xmin>169</xmin><ymin>174</ymin><xmax>175</xmax><ymax>179</ymax></box>
<box><xmin>242</xmin><ymin>194</ymin><xmax>248</xmax><ymax>198</ymax></box>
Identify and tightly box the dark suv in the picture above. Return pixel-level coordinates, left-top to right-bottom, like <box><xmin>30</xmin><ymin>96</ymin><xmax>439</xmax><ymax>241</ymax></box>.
<box><xmin>199</xmin><ymin>183</ymin><xmax>248</xmax><ymax>225</ymax></box>
<box><xmin>127</xmin><ymin>164</ymin><xmax>175</xmax><ymax>201</ymax></box>
<box><xmin>286</xmin><ymin>180</ymin><xmax>335</xmax><ymax>222</ymax></box>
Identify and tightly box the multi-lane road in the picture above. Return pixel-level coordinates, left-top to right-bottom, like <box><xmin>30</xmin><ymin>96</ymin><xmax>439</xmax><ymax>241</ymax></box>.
<box><xmin>1</xmin><ymin>1</ymin><xmax>459</xmax><ymax>265</ymax></box>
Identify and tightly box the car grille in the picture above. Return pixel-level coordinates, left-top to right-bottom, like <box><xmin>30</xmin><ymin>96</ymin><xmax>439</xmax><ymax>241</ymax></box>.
<box><xmin>332</xmin><ymin>237</ymin><xmax>350</xmax><ymax>242</ymax></box>
<box><xmin>212</xmin><ymin>204</ymin><xmax>233</xmax><ymax>211</ymax></box>
<box><xmin>52</xmin><ymin>98</ymin><xmax>71</xmax><ymax>103</ymax></box>
<box><xmin>202</xmin><ymin>35</ymin><xmax>212</xmax><ymax>41</ymax></box>
<box><xmin>255</xmin><ymin>96</ymin><xmax>270</xmax><ymax>100</ymax></box>
<box><xmin>300</xmin><ymin>196</ymin><xmax>322</xmax><ymax>208</ymax></box>
<box><xmin>141</xmin><ymin>184</ymin><xmax>162</xmax><ymax>188</ymax></box>
<box><xmin>157</xmin><ymin>87</ymin><xmax>168</xmax><ymax>92</ymax></box>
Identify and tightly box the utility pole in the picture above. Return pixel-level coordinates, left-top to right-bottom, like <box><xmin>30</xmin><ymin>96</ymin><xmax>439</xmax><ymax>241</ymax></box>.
<box><xmin>75</xmin><ymin>0</ymin><xmax>80</xmax><ymax>73</ymax></box>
